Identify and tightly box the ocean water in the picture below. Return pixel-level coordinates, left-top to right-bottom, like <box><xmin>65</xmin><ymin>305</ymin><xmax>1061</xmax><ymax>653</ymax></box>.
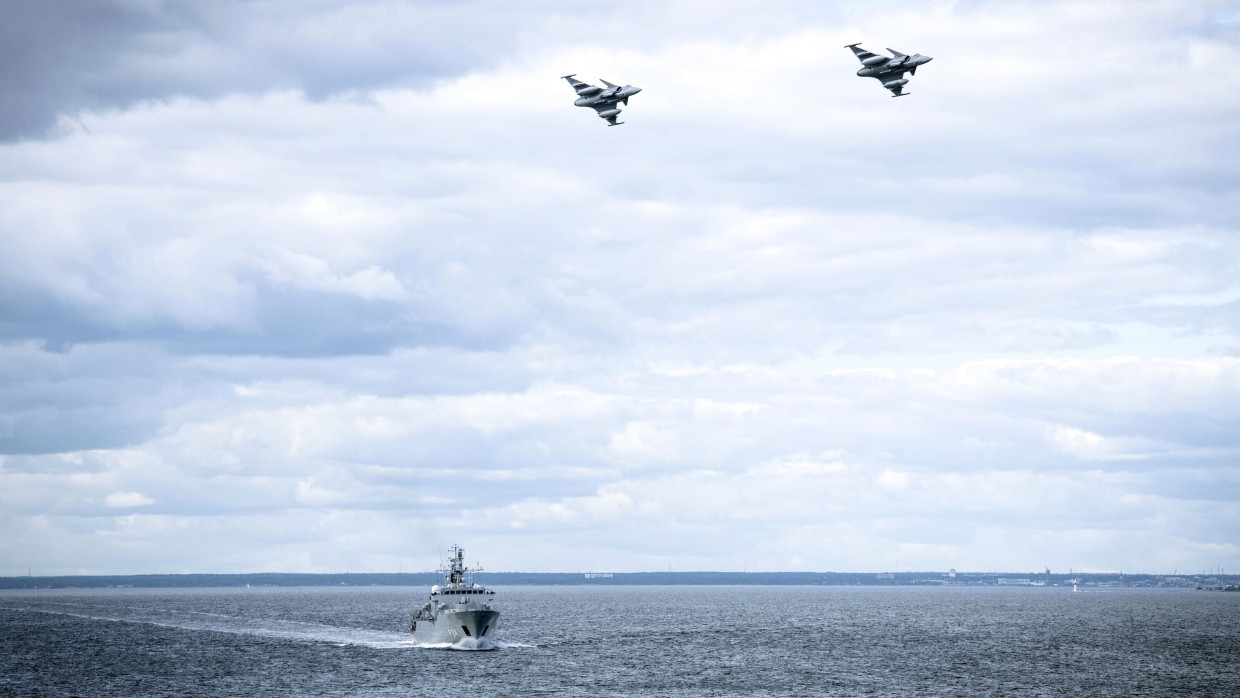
<box><xmin>2</xmin><ymin>585</ymin><xmax>1237</xmax><ymax>697</ymax></box>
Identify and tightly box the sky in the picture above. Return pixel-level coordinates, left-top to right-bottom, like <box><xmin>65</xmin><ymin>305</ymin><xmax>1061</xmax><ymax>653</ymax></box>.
<box><xmin>1</xmin><ymin>0</ymin><xmax>1238</xmax><ymax>576</ymax></box>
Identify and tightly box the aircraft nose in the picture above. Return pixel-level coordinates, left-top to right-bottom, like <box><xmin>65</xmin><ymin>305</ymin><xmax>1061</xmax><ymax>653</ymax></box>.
<box><xmin>630</xmin><ymin>86</ymin><xmax>642</xmax><ymax>94</ymax></box>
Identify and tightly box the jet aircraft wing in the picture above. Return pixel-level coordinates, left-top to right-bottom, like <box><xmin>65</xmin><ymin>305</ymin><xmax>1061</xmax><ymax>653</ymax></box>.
<box><xmin>846</xmin><ymin>43</ymin><xmax>882</xmax><ymax>64</ymax></box>
<box><xmin>562</xmin><ymin>74</ymin><xmax>602</xmax><ymax>95</ymax></box>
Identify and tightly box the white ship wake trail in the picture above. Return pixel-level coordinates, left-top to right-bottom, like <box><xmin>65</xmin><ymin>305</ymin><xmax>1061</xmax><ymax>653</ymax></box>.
<box><xmin>6</xmin><ymin>602</ymin><xmax>418</xmax><ymax>649</ymax></box>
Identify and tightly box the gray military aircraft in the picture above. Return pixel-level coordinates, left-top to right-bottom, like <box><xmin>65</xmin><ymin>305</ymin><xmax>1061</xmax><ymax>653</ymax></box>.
<box><xmin>562</xmin><ymin>74</ymin><xmax>642</xmax><ymax>126</ymax></box>
<box><xmin>846</xmin><ymin>44</ymin><xmax>933</xmax><ymax>97</ymax></box>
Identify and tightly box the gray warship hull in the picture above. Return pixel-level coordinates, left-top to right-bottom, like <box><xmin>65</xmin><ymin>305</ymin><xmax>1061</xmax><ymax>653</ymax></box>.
<box><xmin>411</xmin><ymin>608</ymin><xmax>499</xmax><ymax>648</ymax></box>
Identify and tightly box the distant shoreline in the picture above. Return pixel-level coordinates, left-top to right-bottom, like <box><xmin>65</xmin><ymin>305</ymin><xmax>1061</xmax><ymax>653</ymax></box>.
<box><xmin>3</xmin><ymin>570</ymin><xmax>1237</xmax><ymax>590</ymax></box>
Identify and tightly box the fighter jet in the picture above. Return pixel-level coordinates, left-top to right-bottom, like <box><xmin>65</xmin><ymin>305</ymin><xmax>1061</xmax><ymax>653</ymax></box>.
<box><xmin>562</xmin><ymin>74</ymin><xmax>642</xmax><ymax>126</ymax></box>
<box><xmin>845</xmin><ymin>44</ymin><xmax>932</xmax><ymax>97</ymax></box>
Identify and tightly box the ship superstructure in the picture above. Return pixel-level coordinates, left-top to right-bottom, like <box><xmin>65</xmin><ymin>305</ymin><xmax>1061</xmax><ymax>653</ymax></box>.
<box><xmin>410</xmin><ymin>545</ymin><xmax>499</xmax><ymax>649</ymax></box>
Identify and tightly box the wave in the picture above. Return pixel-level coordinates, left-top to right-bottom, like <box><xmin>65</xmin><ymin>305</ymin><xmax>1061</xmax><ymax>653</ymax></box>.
<box><xmin>412</xmin><ymin>639</ymin><xmax>497</xmax><ymax>652</ymax></box>
<box><xmin>493</xmin><ymin>640</ymin><xmax>536</xmax><ymax>648</ymax></box>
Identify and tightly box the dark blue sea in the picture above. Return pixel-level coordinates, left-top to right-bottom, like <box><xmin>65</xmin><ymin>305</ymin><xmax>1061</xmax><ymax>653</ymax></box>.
<box><xmin>2</xmin><ymin>585</ymin><xmax>1237</xmax><ymax>696</ymax></box>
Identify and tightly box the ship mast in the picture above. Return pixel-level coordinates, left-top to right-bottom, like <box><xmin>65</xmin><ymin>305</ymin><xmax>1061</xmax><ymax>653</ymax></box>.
<box><xmin>441</xmin><ymin>545</ymin><xmax>482</xmax><ymax>586</ymax></box>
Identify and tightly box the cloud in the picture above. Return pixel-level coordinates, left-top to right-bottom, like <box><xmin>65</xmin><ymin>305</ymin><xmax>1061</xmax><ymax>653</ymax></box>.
<box><xmin>106</xmin><ymin>491</ymin><xmax>155</xmax><ymax>508</ymax></box>
<box><xmin>1</xmin><ymin>0</ymin><xmax>1238</xmax><ymax>574</ymax></box>
<box><xmin>0</xmin><ymin>0</ymin><xmax>547</xmax><ymax>142</ymax></box>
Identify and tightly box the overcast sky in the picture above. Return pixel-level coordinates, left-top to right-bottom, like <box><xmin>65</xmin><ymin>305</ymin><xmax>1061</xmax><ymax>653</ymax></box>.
<box><xmin>1</xmin><ymin>0</ymin><xmax>1238</xmax><ymax>576</ymax></box>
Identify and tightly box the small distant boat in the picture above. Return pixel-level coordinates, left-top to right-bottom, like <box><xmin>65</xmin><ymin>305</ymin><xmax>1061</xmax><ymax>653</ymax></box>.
<box><xmin>409</xmin><ymin>545</ymin><xmax>499</xmax><ymax>649</ymax></box>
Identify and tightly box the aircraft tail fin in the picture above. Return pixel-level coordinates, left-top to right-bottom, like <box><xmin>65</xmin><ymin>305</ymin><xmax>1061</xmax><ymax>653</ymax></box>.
<box><xmin>600</xmin><ymin>79</ymin><xmax>619</xmax><ymax>89</ymax></box>
<box><xmin>887</xmin><ymin>48</ymin><xmax>907</xmax><ymax>58</ymax></box>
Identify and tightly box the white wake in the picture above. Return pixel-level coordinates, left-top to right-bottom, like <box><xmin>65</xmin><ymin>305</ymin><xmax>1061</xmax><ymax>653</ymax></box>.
<box><xmin>8</xmin><ymin>601</ymin><xmax>427</xmax><ymax>649</ymax></box>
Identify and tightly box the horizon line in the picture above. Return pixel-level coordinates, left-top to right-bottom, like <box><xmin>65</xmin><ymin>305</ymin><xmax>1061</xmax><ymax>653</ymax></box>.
<box><xmin>3</xmin><ymin>569</ymin><xmax>1232</xmax><ymax>579</ymax></box>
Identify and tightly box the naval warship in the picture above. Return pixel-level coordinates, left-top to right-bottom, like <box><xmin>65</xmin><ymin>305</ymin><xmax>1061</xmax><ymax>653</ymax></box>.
<box><xmin>409</xmin><ymin>545</ymin><xmax>499</xmax><ymax>649</ymax></box>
